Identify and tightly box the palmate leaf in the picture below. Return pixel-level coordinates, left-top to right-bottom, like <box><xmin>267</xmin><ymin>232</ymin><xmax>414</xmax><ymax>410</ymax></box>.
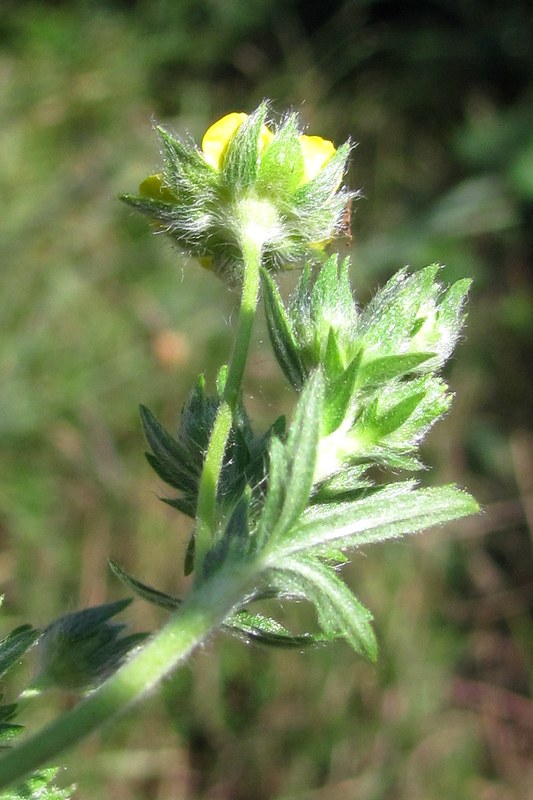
<box><xmin>275</xmin><ymin>482</ymin><xmax>478</xmax><ymax>558</ymax></box>
<box><xmin>267</xmin><ymin>555</ymin><xmax>377</xmax><ymax>660</ymax></box>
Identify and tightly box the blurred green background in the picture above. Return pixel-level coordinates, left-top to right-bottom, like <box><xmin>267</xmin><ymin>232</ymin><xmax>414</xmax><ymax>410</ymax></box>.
<box><xmin>1</xmin><ymin>1</ymin><xmax>532</xmax><ymax>798</ymax></box>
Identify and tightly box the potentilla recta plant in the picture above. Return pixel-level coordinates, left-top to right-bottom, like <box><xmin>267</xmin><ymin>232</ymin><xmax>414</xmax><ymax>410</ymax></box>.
<box><xmin>0</xmin><ymin>104</ymin><xmax>478</xmax><ymax>796</ymax></box>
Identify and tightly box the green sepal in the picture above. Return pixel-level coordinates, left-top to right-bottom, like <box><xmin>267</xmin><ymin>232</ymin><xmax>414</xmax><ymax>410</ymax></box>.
<box><xmin>222</xmin><ymin>103</ymin><xmax>268</xmax><ymax>189</ymax></box>
<box><xmin>257</xmin><ymin>115</ymin><xmax>304</xmax><ymax>195</ymax></box>
<box><xmin>156</xmin><ymin>126</ymin><xmax>218</xmax><ymax>196</ymax></box>
<box><xmin>119</xmin><ymin>193</ymin><xmax>177</xmax><ymax>226</ymax></box>
<box><xmin>293</xmin><ymin>142</ymin><xmax>351</xmax><ymax>208</ymax></box>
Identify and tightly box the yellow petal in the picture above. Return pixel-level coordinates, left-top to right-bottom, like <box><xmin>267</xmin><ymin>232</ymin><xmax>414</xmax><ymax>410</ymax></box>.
<box><xmin>139</xmin><ymin>173</ymin><xmax>176</xmax><ymax>202</ymax></box>
<box><xmin>201</xmin><ymin>113</ymin><xmax>249</xmax><ymax>170</ymax></box>
<box><xmin>201</xmin><ymin>112</ymin><xmax>273</xmax><ymax>170</ymax></box>
<box><xmin>299</xmin><ymin>135</ymin><xmax>336</xmax><ymax>183</ymax></box>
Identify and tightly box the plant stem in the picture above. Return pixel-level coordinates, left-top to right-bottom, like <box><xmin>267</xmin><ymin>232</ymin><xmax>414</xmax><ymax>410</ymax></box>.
<box><xmin>0</xmin><ymin>567</ymin><xmax>253</xmax><ymax>791</ymax></box>
<box><xmin>194</xmin><ymin>238</ymin><xmax>262</xmax><ymax>572</ymax></box>
<box><xmin>224</xmin><ymin>238</ymin><xmax>262</xmax><ymax>411</ymax></box>
<box><xmin>194</xmin><ymin>401</ymin><xmax>232</xmax><ymax>570</ymax></box>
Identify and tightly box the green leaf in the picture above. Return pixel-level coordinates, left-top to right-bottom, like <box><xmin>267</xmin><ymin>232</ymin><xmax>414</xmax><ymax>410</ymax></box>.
<box><xmin>261</xmin><ymin>268</ymin><xmax>306</xmax><ymax>390</ymax></box>
<box><xmin>270</xmin><ymin>556</ymin><xmax>377</xmax><ymax>660</ymax></box>
<box><xmin>255</xmin><ymin>438</ymin><xmax>288</xmax><ymax>550</ymax></box>
<box><xmin>323</xmin><ymin>329</ymin><xmax>345</xmax><ymax>381</ymax></box>
<box><xmin>323</xmin><ymin>353</ymin><xmax>361</xmax><ymax>435</ymax></box>
<box><xmin>380</xmin><ymin>376</ymin><xmax>451</xmax><ymax>444</ymax></box>
<box><xmin>269</xmin><ymin>370</ymin><xmax>325</xmax><ymax>542</ymax></box>
<box><xmin>312</xmin><ymin>464</ymin><xmax>373</xmax><ymax>502</ymax></box>
<box><xmin>34</xmin><ymin>600</ymin><xmax>146</xmax><ymax>692</ymax></box>
<box><xmin>140</xmin><ymin>405</ymin><xmax>196</xmax><ymax>493</ymax></box>
<box><xmin>310</xmin><ymin>256</ymin><xmax>358</xmax><ymax>350</ymax></box>
<box><xmin>109</xmin><ymin>561</ymin><xmax>180</xmax><ymax>612</ymax></box>
<box><xmin>0</xmin><ymin>723</ymin><xmax>24</xmax><ymax>747</ymax></box>
<box><xmin>357</xmin><ymin>352</ymin><xmax>434</xmax><ymax>387</ymax></box>
<box><xmin>433</xmin><ymin>278</ymin><xmax>472</xmax><ymax>362</ymax></box>
<box><xmin>375</xmin><ymin>391</ymin><xmax>426</xmax><ymax>437</ymax></box>
<box><xmin>0</xmin><ymin>626</ymin><xmax>39</xmax><ymax>679</ymax></box>
<box><xmin>277</xmin><ymin>483</ymin><xmax>478</xmax><ymax>557</ymax></box>
<box><xmin>109</xmin><ymin>562</ymin><xmax>319</xmax><ymax>649</ymax></box>
<box><xmin>228</xmin><ymin>610</ymin><xmax>324</xmax><ymax>648</ymax></box>
<box><xmin>360</xmin><ymin>265</ymin><xmax>440</xmax><ymax>354</ymax></box>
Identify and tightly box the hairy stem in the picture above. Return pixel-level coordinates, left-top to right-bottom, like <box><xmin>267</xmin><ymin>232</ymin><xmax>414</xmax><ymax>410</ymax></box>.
<box><xmin>224</xmin><ymin>238</ymin><xmax>262</xmax><ymax>410</ymax></box>
<box><xmin>0</xmin><ymin>568</ymin><xmax>253</xmax><ymax>790</ymax></box>
<box><xmin>194</xmin><ymin>401</ymin><xmax>233</xmax><ymax>571</ymax></box>
<box><xmin>194</xmin><ymin>238</ymin><xmax>262</xmax><ymax>572</ymax></box>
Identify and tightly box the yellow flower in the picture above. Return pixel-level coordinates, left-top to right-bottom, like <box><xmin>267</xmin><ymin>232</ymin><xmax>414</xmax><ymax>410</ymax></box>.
<box><xmin>123</xmin><ymin>103</ymin><xmax>353</xmax><ymax>282</ymax></box>
<box><xmin>139</xmin><ymin>113</ymin><xmax>338</xmax><ymax>202</ymax></box>
<box><xmin>201</xmin><ymin>112</ymin><xmax>336</xmax><ymax>184</ymax></box>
